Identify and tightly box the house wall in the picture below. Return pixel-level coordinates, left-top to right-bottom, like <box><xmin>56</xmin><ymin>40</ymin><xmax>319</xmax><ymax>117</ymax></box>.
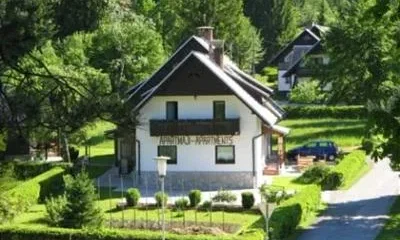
<box><xmin>278</xmin><ymin>70</ymin><xmax>292</xmax><ymax>92</ymax></box>
<box><xmin>135</xmin><ymin>95</ymin><xmax>265</xmax><ymax>189</ymax></box>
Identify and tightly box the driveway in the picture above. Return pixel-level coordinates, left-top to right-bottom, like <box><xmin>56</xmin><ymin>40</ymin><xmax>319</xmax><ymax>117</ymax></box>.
<box><xmin>297</xmin><ymin>159</ymin><xmax>399</xmax><ymax>240</ymax></box>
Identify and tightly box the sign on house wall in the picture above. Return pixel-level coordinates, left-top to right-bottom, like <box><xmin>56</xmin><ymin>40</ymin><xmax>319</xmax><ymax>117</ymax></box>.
<box><xmin>159</xmin><ymin>135</ymin><xmax>234</xmax><ymax>145</ymax></box>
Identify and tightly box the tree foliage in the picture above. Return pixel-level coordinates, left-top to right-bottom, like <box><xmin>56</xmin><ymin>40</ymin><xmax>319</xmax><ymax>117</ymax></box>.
<box><xmin>244</xmin><ymin>0</ymin><xmax>299</xmax><ymax>68</ymax></box>
<box><xmin>324</xmin><ymin>0</ymin><xmax>400</xmax><ymax>167</ymax></box>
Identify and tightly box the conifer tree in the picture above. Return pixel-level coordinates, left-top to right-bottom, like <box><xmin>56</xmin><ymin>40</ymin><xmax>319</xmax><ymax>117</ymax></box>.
<box><xmin>60</xmin><ymin>172</ymin><xmax>102</xmax><ymax>228</ymax></box>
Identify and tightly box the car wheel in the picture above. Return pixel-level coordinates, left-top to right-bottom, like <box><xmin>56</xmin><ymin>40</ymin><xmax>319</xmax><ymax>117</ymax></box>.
<box><xmin>328</xmin><ymin>155</ymin><xmax>335</xmax><ymax>161</ymax></box>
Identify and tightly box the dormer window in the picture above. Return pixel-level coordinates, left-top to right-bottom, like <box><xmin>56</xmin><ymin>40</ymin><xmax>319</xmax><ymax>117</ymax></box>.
<box><xmin>166</xmin><ymin>101</ymin><xmax>178</xmax><ymax>120</ymax></box>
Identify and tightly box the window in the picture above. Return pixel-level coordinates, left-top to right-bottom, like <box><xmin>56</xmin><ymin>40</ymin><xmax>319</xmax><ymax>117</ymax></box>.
<box><xmin>166</xmin><ymin>101</ymin><xmax>178</xmax><ymax>120</ymax></box>
<box><xmin>305</xmin><ymin>142</ymin><xmax>317</xmax><ymax>148</ymax></box>
<box><xmin>158</xmin><ymin>146</ymin><xmax>177</xmax><ymax>164</ymax></box>
<box><xmin>213</xmin><ymin>101</ymin><xmax>225</xmax><ymax>120</ymax></box>
<box><xmin>319</xmin><ymin>142</ymin><xmax>329</xmax><ymax>147</ymax></box>
<box><xmin>215</xmin><ymin>145</ymin><xmax>235</xmax><ymax>164</ymax></box>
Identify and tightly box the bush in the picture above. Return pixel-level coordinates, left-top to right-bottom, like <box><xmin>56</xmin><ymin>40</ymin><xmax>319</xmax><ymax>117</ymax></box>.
<box><xmin>174</xmin><ymin>198</ymin><xmax>189</xmax><ymax>209</ymax></box>
<box><xmin>333</xmin><ymin>150</ymin><xmax>367</xmax><ymax>188</ymax></box>
<box><xmin>269</xmin><ymin>185</ymin><xmax>321</xmax><ymax>239</ymax></box>
<box><xmin>289</xmin><ymin>80</ymin><xmax>324</xmax><ymax>104</ymax></box>
<box><xmin>45</xmin><ymin>195</ymin><xmax>67</xmax><ymax>226</ymax></box>
<box><xmin>68</xmin><ymin>147</ymin><xmax>80</xmax><ymax>162</ymax></box>
<box><xmin>241</xmin><ymin>192</ymin><xmax>255</xmax><ymax>209</ymax></box>
<box><xmin>212</xmin><ymin>189</ymin><xmax>237</xmax><ymax>203</ymax></box>
<box><xmin>125</xmin><ymin>188</ymin><xmax>141</xmax><ymax>207</ymax></box>
<box><xmin>0</xmin><ymin>195</ymin><xmax>28</xmax><ymax>223</ymax></box>
<box><xmin>321</xmin><ymin>171</ymin><xmax>343</xmax><ymax>190</ymax></box>
<box><xmin>361</xmin><ymin>138</ymin><xmax>374</xmax><ymax>153</ymax></box>
<box><xmin>201</xmin><ymin>200</ymin><xmax>212</xmax><ymax>209</ymax></box>
<box><xmin>188</xmin><ymin>190</ymin><xmax>202</xmax><ymax>207</ymax></box>
<box><xmin>295</xmin><ymin>164</ymin><xmax>331</xmax><ymax>184</ymax></box>
<box><xmin>155</xmin><ymin>191</ymin><xmax>168</xmax><ymax>207</ymax></box>
<box><xmin>259</xmin><ymin>184</ymin><xmax>288</xmax><ymax>205</ymax></box>
<box><xmin>284</xmin><ymin>105</ymin><xmax>366</xmax><ymax>119</ymax></box>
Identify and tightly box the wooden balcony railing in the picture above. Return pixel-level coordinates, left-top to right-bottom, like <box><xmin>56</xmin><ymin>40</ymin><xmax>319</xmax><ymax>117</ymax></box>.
<box><xmin>149</xmin><ymin>118</ymin><xmax>240</xmax><ymax>136</ymax></box>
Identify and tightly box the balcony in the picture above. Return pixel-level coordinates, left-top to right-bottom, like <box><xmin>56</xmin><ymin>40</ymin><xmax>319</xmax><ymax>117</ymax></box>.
<box><xmin>149</xmin><ymin>118</ymin><xmax>240</xmax><ymax>136</ymax></box>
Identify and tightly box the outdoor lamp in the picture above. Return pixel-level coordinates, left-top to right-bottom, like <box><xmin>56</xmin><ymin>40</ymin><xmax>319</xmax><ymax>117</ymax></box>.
<box><xmin>154</xmin><ymin>156</ymin><xmax>170</xmax><ymax>178</ymax></box>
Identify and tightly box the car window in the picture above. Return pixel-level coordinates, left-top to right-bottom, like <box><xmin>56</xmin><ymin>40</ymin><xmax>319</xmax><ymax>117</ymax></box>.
<box><xmin>319</xmin><ymin>142</ymin><xmax>329</xmax><ymax>147</ymax></box>
<box><xmin>305</xmin><ymin>142</ymin><xmax>318</xmax><ymax>148</ymax></box>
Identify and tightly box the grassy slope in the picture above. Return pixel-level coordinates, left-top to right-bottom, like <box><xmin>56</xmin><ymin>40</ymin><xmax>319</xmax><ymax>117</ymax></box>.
<box><xmin>279</xmin><ymin>118</ymin><xmax>366</xmax><ymax>150</ymax></box>
<box><xmin>78</xmin><ymin>121</ymin><xmax>116</xmax><ymax>178</ymax></box>
<box><xmin>376</xmin><ymin>196</ymin><xmax>400</xmax><ymax>240</ymax></box>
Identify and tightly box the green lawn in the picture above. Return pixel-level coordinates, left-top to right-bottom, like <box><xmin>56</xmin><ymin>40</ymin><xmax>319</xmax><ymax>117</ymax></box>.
<box><xmin>271</xmin><ymin>176</ymin><xmax>310</xmax><ymax>192</ymax></box>
<box><xmin>280</xmin><ymin>118</ymin><xmax>366</xmax><ymax>150</ymax></box>
<box><xmin>79</xmin><ymin>121</ymin><xmax>115</xmax><ymax>160</ymax></box>
<box><xmin>376</xmin><ymin>195</ymin><xmax>400</xmax><ymax>240</ymax></box>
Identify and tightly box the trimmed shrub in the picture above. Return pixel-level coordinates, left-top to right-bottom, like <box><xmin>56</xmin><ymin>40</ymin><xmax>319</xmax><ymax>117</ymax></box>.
<box><xmin>295</xmin><ymin>164</ymin><xmax>331</xmax><ymax>184</ymax></box>
<box><xmin>174</xmin><ymin>198</ymin><xmax>189</xmax><ymax>209</ymax></box>
<box><xmin>333</xmin><ymin>150</ymin><xmax>367</xmax><ymax>188</ymax></box>
<box><xmin>241</xmin><ymin>192</ymin><xmax>255</xmax><ymax>209</ymax></box>
<box><xmin>212</xmin><ymin>189</ymin><xmax>237</xmax><ymax>203</ymax></box>
<box><xmin>284</xmin><ymin>105</ymin><xmax>366</xmax><ymax>119</ymax></box>
<box><xmin>201</xmin><ymin>200</ymin><xmax>212</xmax><ymax>209</ymax></box>
<box><xmin>321</xmin><ymin>171</ymin><xmax>343</xmax><ymax>190</ymax></box>
<box><xmin>125</xmin><ymin>188</ymin><xmax>141</xmax><ymax>207</ymax></box>
<box><xmin>269</xmin><ymin>185</ymin><xmax>321</xmax><ymax>239</ymax></box>
<box><xmin>188</xmin><ymin>189</ymin><xmax>202</xmax><ymax>207</ymax></box>
<box><xmin>154</xmin><ymin>191</ymin><xmax>168</xmax><ymax>207</ymax></box>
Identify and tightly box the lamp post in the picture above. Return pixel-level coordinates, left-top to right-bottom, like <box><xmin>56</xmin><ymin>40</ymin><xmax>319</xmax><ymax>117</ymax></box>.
<box><xmin>154</xmin><ymin>156</ymin><xmax>170</xmax><ymax>240</ymax></box>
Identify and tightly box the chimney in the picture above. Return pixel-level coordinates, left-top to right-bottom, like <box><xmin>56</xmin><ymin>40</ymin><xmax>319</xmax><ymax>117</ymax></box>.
<box><xmin>210</xmin><ymin>39</ymin><xmax>224</xmax><ymax>67</ymax></box>
<box><xmin>197</xmin><ymin>26</ymin><xmax>214</xmax><ymax>42</ymax></box>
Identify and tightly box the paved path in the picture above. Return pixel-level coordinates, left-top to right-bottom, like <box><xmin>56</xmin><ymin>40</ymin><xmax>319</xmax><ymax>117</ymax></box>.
<box><xmin>297</xmin><ymin>159</ymin><xmax>399</xmax><ymax>240</ymax></box>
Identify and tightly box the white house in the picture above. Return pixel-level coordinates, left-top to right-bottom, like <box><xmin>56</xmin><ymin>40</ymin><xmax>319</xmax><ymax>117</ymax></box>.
<box><xmin>116</xmin><ymin>27</ymin><xmax>289</xmax><ymax>190</ymax></box>
<box><xmin>269</xmin><ymin>24</ymin><xmax>330</xmax><ymax>93</ymax></box>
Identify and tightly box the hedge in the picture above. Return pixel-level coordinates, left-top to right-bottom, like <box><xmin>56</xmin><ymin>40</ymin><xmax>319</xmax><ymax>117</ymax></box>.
<box><xmin>0</xmin><ymin>225</ymin><xmax>234</xmax><ymax>240</ymax></box>
<box><xmin>4</xmin><ymin>167</ymin><xmax>66</xmax><ymax>207</ymax></box>
<box><xmin>12</xmin><ymin>162</ymin><xmax>71</xmax><ymax>180</ymax></box>
<box><xmin>283</xmin><ymin>105</ymin><xmax>366</xmax><ymax>119</ymax></box>
<box><xmin>333</xmin><ymin>150</ymin><xmax>367</xmax><ymax>188</ymax></box>
<box><xmin>269</xmin><ymin>184</ymin><xmax>321</xmax><ymax>240</ymax></box>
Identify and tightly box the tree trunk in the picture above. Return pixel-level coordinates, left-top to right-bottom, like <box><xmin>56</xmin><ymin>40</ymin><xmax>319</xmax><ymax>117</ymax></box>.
<box><xmin>63</xmin><ymin>132</ymin><xmax>71</xmax><ymax>163</ymax></box>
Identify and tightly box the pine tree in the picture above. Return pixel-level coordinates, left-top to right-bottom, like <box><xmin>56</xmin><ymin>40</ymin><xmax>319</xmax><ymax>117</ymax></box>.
<box><xmin>61</xmin><ymin>172</ymin><xmax>102</xmax><ymax>228</ymax></box>
<box><xmin>244</xmin><ymin>0</ymin><xmax>299</xmax><ymax>69</ymax></box>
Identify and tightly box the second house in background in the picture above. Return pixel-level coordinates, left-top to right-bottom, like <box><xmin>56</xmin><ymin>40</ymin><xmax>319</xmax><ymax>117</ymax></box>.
<box><xmin>269</xmin><ymin>24</ymin><xmax>331</xmax><ymax>94</ymax></box>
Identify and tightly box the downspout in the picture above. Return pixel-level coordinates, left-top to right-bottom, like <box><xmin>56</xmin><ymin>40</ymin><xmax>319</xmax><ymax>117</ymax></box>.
<box><xmin>252</xmin><ymin>133</ymin><xmax>264</xmax><ymax>188</ymax></box>
<box><xmin>136</xmin><ymin>139</ymin><xmax>141</xmax><ymax>176</ymax></box>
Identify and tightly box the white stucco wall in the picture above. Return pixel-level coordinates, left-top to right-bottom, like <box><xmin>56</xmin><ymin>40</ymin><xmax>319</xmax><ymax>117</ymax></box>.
<box><xmin>136</xmin><ymin>95</ymin><xmax>264</xmax><ymax>178</ymax></box>
<box><xmin>278</xmin><ymin>70</ymin><xmax>291</xmax><ymax>92</ymax></box>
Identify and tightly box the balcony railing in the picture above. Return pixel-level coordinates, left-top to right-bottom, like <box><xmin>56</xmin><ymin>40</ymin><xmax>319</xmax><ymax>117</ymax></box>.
<box><xmin>149</xmin><ymin>118</ymin><xmax>240</xmax><ymax>136</ymax></box>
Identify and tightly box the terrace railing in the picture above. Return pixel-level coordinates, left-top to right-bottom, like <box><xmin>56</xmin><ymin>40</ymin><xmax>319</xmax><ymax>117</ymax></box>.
<box><xmin>149</xmin><ymin>118</ymin><xmax>240</xmax><ymax>136</ymax></box>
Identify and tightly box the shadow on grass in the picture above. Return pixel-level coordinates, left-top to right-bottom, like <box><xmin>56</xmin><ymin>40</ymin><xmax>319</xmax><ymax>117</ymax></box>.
<box><xmin>287</xmin><ymin>126</ymin><xmax>366</xmax><ymax>145</ymax></box>
<box><xmin>86</xmin><ymin>134</ymin><xmax>108</xmax><ymax>147</ymax></box>
<box><xmin>89</xmin><ymin>154</ymin><xmax>115</xmax><ymax>166</ymax></box>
